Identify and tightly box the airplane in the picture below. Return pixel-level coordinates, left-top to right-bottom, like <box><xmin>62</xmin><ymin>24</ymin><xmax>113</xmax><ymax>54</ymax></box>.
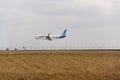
<box><xmin>35</xmin><ymin>29</ymin><xmax>67</xmax><ymax>41</ymax></box>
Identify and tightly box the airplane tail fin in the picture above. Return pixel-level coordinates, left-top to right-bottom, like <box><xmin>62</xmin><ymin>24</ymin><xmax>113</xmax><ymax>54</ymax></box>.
<box><xmin>61</xmin><ymin>29</ymin><xmax>67</xmax><ymax>37</ymax></box>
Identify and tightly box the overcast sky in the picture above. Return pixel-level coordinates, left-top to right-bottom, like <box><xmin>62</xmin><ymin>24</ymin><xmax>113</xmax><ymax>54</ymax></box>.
<box><xmin>0</xmin><ymin>0</ymin><xmax>120</xmax><ymax>49</ymax></box>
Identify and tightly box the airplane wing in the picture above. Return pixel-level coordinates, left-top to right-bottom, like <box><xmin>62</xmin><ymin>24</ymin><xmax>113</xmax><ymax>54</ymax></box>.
<box><xmin>46</xmin><ymin>33</ymin><xmax>52</xmax><ymax>41</ymax></box>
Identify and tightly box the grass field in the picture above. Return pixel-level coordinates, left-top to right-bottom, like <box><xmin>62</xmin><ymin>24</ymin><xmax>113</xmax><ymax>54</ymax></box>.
<box><xmin>0</xmin><ymin>50</ymin><xmax>120</xmax><ymax>80</ymax></box>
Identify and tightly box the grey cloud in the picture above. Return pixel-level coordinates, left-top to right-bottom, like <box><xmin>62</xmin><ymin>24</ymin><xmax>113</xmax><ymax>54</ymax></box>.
<box><xmin>0</xmin><ymin>0</ymin><xmax>120</xmax><ymax>48</ymax></box>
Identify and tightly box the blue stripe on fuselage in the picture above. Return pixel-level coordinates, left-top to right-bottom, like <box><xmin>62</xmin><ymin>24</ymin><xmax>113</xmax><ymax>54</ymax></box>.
<box><xmin>59</xmin><ymin>36</ymin><xmax>66</xmax><ymax>38</ymax></box>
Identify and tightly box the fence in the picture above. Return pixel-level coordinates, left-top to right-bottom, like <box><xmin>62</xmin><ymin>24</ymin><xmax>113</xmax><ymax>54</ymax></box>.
<box><xmin>0</xmin><ymin>46</ymin><xmax>120</xmax><ymax>50</ymax></box>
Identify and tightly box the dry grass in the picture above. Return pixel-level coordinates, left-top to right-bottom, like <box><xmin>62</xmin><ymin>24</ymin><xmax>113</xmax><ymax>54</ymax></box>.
<box><xmin>0</xmin><ymin>50</ymin><xmax>120</xmax><ymax>80</ymax></box>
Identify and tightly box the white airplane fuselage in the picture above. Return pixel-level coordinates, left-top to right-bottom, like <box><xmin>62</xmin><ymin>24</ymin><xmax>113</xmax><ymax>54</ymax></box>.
<box><xmin>35</xmin><ymin>29</ymin><xmax>67</xmax><ymax>41</ymax></box>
